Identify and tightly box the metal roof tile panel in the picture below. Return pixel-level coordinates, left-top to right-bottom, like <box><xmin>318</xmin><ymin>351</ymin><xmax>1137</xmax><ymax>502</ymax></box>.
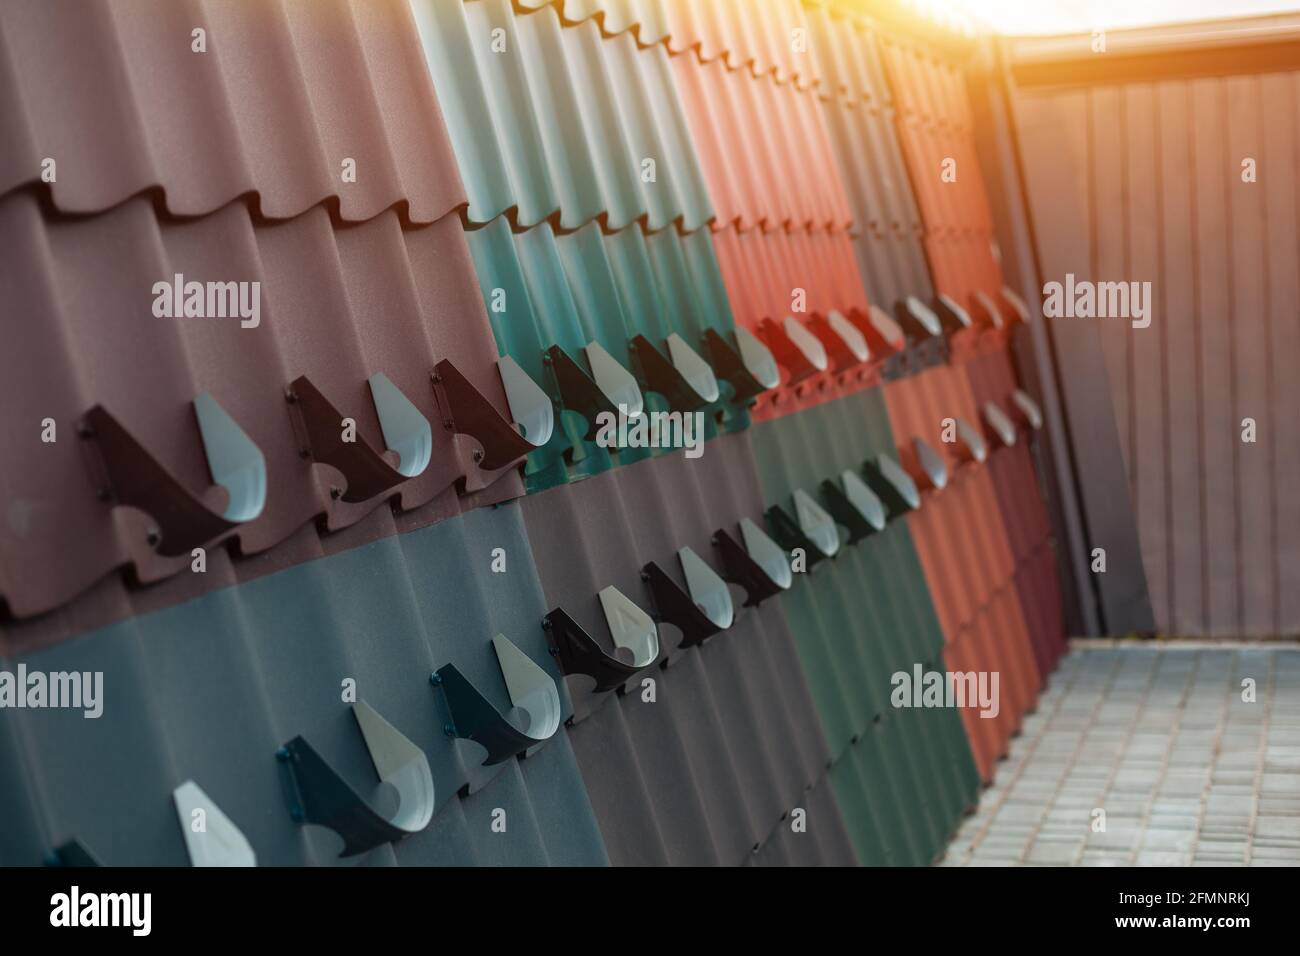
<box><xmin>0</xmin><ymin>0</ymin><xmax>464</xmax><ymax>223</ymax></box>
<box><xmin>672</xmin><ymin>52</ymin><xmax>850</xmax><ymax>234</ymax></box>
<box><xmin>513</xmin><ymin>0</ymin><xmax>824</xmax><ymax>88</ymax></box>
<box><xmin>411</xmin><ymin>0</ymin><xmax>712</xmax><ymax>232</ymax></box>
<box><xmin>0</xmin><ymin>191</ymin><xmax>520</xmax><ymax>623</ymax></box>
<box><xmin>0</xmin><ymin>505</ymin><xmax>610</xmax><ymax>866</ymax></box>
<box><xmin>749</xmin><ymin>387</ymin><xmax>981</xmax><ymax>863</ymax></box>
<box><xmin>521</xmin><ymin>430</ymin><xmax>851</xmax><ymax>865</ymax></box>
<box><xmin>465</xmin><ymin>215</ymin><xmax>748</xmax><ymax>493</ymax></box>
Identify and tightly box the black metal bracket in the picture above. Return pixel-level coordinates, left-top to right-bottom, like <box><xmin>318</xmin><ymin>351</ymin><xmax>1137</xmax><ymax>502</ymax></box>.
<box><xmin>764</xmin><ymin>504</ymin><xmax>829</xmax><ymax>569</ymax></box>
<box><xmin>712</xmin><ymin>527</ymin><xmax>785</xmax><ymax>607</ymax></box>
<box><xmin>641</xmin><ymin>560</ymin><xmax>726</xmax><ymax>649</ymax></box>
<box><xmin>862</xmin><ymin>457</ymin><xmax>920</xmax><ymax>521</ymax></box>
<box><xmin>544</xmin><ymin>345</ymin><xmax>617</xmax><ymax>442</ymax></box>
<box><xmin>276</xmin><ymin>701</ymin><xmax>434</xmax><ymax>858</ymax></box>
<box><xmin>629</xmin><ymin>335</ymin><xmax>710</xmax><ymax>412</ymax></box>
<box><xmin>286</xmin><ymin>375</ymin><xmax>406</xmax><ymax>503</ymax></box>
<box><xmin>543</xmin><ymin>606</ymin><xmax>655</xmax><ymax>693</ymax></box>
<box><xmin>819</xmin><ymin>478</ymin><xmax>878</xmax><ymax>546</ymax></box>
<box><xmin>45</xmin><ymin>839</ymin><xmax>101</xmax><ymax>867</ymax></box>
<box><xmin>702</xmin><ymin>328</ymin><xmax>769</xmax><ymax>404</ymax></box>
<box><xmin>430</xmin><ymin>359</ymin><xmax>533</xmax><ymax>471</ymax></box>
<box><xmin>77</xmin><ymin>404</ymin><xmax>240</xmax><ymax>556</ymax></box>
<box><xmin>433</xmin><ymin>636</ymin><xmax>561</xmax><ymax>766</ymax></box>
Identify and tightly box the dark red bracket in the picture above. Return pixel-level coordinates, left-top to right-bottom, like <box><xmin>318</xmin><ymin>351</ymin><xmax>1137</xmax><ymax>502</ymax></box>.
<box><xmin>543</xmin><ymin>607</ymin><xmax>648</xmax><ymax>694</ymax></box>
<box><xmin>758</xmin><ymin>318</ymin><xmax>821</xmax><ymax>387</ymax></box>
<box><xmin>286</xmin><ymin>375</ymin><xmax>404</xmax><ymax>503</ymax></box>
<box><xmin>78</xmin><ymin>404</ymin><xmax>237</xmax><ymax>556</ymax></box>
<box><xmin>430</xmin><ymin>359</ymin><xmax>533</xmax><ymax>472</ymax></box>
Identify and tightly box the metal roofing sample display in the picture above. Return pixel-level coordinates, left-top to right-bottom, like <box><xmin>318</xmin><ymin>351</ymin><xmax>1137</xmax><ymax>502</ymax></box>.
<box><xmin>962</xmin><ymin>349</ymin><xmax>1068</xmax><ymax>679</ymax></box>
<box><xmin>670</xmin><ymin>22</ymin><xmax>882</xmax><ymax>420</ymax></box>
<box><xmin>413</xmin><ymin>0</ymin><xmax>759</xmax><ymax>493</ymax></box>
<box><xmin>0</xmin><ymin>506</ymin><xmax>608</xmax><ymax>866</ymax></box>
<box><xmin>749</xmin><ymin>387</ymin><xmax>981</xmax><ymax>864</ymax></box>
<box><xmin>0</xmin><ymin>0</ymin><xmax>525</xmax><ymax>628</ymax></box>
<box><xmin>522</xmin><ymin>431</ymin><xmax>856</xmax><ymax>865</ymax></box>
<box><xmin>883</xmin><ymin>362</ymin><xmax>1045</xmax><ymax>781</ymax></box>
<box><xmin>0</xmin><ymin>0</ymin><xmax>463</xmax><ymax>224</ymax></box>
<box><xmin>807</xmin><ymin>5</ymin><xmax>934</xmax><ymax>310</ymax></box>
<box><xmin>879</xmin><ymin>33</ymin><xmax>1002</xmax><ymax>309</ymax></box>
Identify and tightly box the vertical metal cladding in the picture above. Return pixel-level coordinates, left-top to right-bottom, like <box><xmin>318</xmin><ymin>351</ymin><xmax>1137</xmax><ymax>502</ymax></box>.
<box><xmin>749</xmin><ymin>388</ymin><xmax>982</xmax><ymax>863</ymax></box>
<box><xmin>1010</xmin><ymin>63</ymin><xmax>1300</xmax><ymax>640</ymax></box>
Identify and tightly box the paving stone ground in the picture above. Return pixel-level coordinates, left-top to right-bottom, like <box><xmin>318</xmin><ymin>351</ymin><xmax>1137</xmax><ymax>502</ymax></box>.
<box><xmin>940</xmin><ymin>642</ymin><xmax>1300</xmax><ymax>867</ymax></box>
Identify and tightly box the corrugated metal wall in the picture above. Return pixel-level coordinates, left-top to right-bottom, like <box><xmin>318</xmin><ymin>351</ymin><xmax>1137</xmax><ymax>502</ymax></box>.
<box><xmin>1008</xmin><ymin>39</ymin><xmax>1300</xmax><ymax>639</ymax></box>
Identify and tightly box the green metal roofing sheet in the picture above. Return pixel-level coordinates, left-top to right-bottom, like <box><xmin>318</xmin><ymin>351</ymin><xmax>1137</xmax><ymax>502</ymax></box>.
<box><xmin>750</xmin><ymin>386</ymin><xmax>980</xmax><ymax>864</ymax></box>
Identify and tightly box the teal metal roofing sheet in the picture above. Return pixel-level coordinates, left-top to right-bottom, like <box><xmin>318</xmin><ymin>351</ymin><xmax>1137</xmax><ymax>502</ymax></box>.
<box><xmin>0</xmin><ymin>505</ymin><xmax>609</xmax><ymax>866</ymax></box>
<box><xmin>411</xmin><ymin>0</ymin><xmax>712</xmax><ymax>232</ymax></box>
<box><xmin>465</xmin><ymin>217</ymin><xmax>749</xmax><ymax>493</ymax></box>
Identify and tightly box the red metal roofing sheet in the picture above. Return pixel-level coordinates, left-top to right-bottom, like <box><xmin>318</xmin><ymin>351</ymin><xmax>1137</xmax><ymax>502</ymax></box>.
<box><xmin>514</xmin><ymin>0</ymin><xmax>824</xmax><ymax>89</ymax></box>
<box><xmin>0</xmin><ymin>0</ymin><xmax>464</xmax><ymax>223</ymax></box>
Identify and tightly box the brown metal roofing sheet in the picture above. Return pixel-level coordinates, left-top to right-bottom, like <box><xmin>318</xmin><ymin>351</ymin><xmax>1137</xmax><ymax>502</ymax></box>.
<box><xmin>0</xmin><ymin>189</ymin><xmax>520</xmax><ymax>623</ymax></box>
<box><xmin>0</xmin><ymin>0</ymin><xmax>464</xmax><ymax>223</ymax></box>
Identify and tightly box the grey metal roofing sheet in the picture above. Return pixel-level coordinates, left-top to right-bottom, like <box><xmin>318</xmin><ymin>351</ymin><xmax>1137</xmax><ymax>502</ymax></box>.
<box><xmin>411</xmin><ymin>0</ymin><xmax>713</xmax><ymax>232</ymax></box>
<box><xmin>0</xmin><ymin>0</ymin><xmax>464</xmax><ymax>223</ymax></box>
<box><xmin>521</xmin><ymin>430</ymin><xmax>856</xmax><ymax>865</ymax></box>
<box><xmin>0</xmin><ymin>504</ymin><xmax>608</xmax><ymax>866</ymax></box>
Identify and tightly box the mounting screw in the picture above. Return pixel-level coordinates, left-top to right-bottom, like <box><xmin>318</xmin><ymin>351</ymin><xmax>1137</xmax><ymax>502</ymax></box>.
<box><xmin>284</xmin><ymin>388</ymin><xmax>298</xmax><ymax>404</ymax></box>
<box><xmin>275</xmin><ymin>748</ymin><xmax>291</xmax><ymax>762</ymax></box>
<box><xmin>329</xmin><ymin>486</ymin><xmax>342</xmax><ymax>500</ymax></box>
<box><xmin>146</xmin><ymin>528</ymin><xmax>161</xmax><ymax>547</ymax></box>
<box><xmin>76</xmin><ymin>422</ymin><xmax>94</xmax><ymax>439</ymax></box>
<box><xmin>640</xmin><ymin>570</ymin><xmax>650</xmax><ymax>582</ymax></box>
<box><xmin>472</xmin><ymin>449</ymin><xmax>483</xmax><ymax>463</ymax></box>
<box><xmin>541</xmin><ymin>617</ymin><xmax>552</xmax><ymax>630</ymax></box>
<box><xmin>443</xmin><ymin>419</ymin><xmax>455</xmax><ymax>431</ymax></box>
<box><xmin>443</xmin><ymin>723</ymin><xmax>457</xmax><ymax>738</ymax></box>
<box><xmin>429</xmin><ymin>672</ymin><xmax>442</xmax><ymax>686</ymax></box>
<box><xmin>710</xmin><ymin>534</ymin><xmax>720</xmax><ymax>546</ymax></box>
<box><xmin>289</xmin><ymin>806</ymin><xmax>305</xmax><ymax>822</ymax></box>
<box><xmin>430</xmin><ymin>373</ymin><xmax>442</xmax><ymax>385</ymax></box>
<box><xmin>547</xmin><ymin>646</ymin><xmax>557</xmax><ymax>656</ymax></box>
